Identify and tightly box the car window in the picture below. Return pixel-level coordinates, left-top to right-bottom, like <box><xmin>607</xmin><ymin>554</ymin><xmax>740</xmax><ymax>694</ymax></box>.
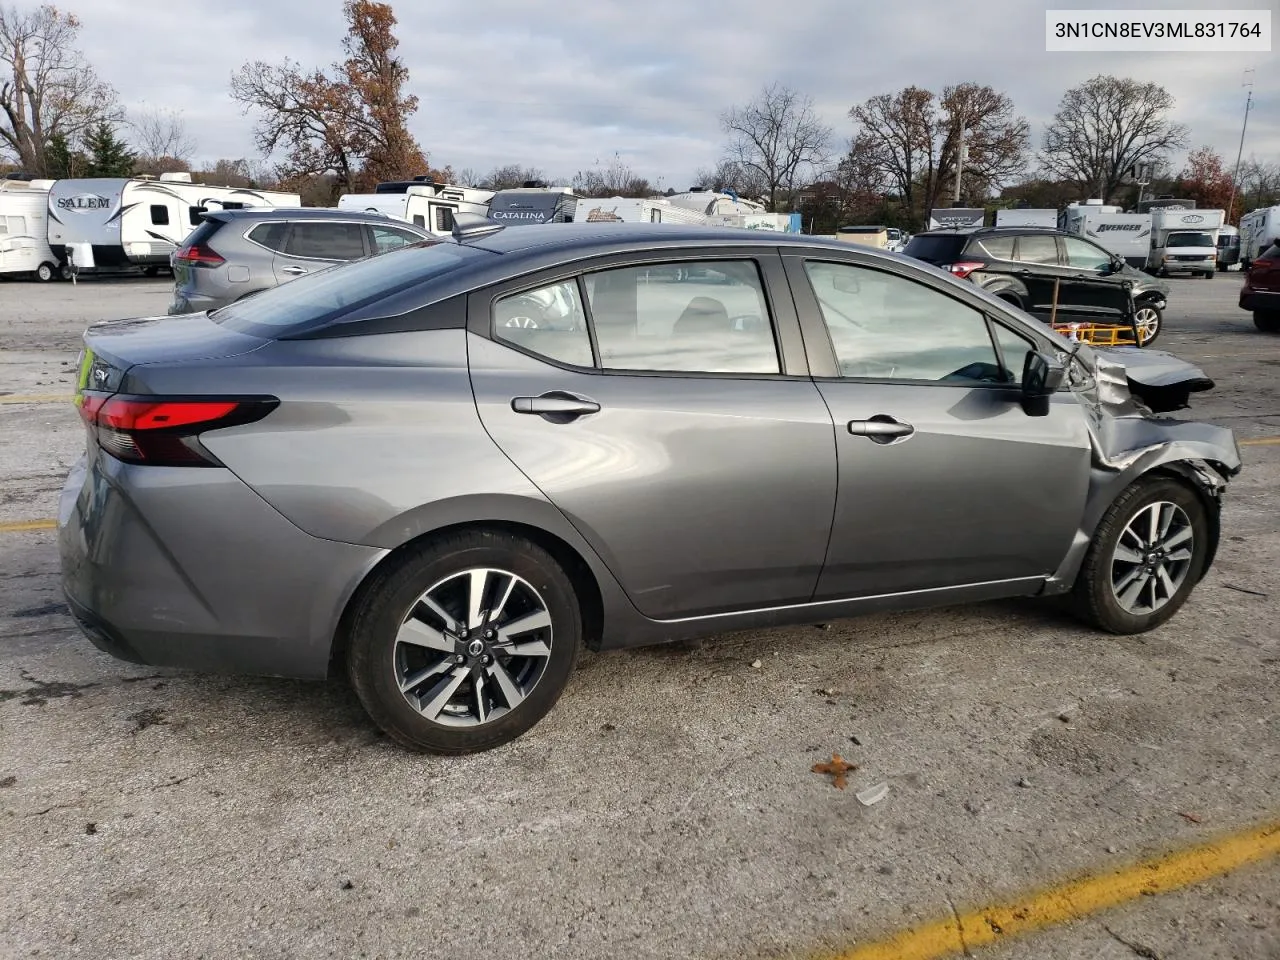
<box><xmin>284</xmin><ymin>221</ymin><xmax>367</xmax><ymax>260</ymax></box>
<box><xmin>974</xmin><ymin>235</ymin><xmax>1014</xmax><ymax>260</ymax></box>
<box><xmin>493</xmin><ymin>280</ymin><xmax>593</xmax><ymax>368</ymax></box>
<box><xmin>1016</xmin><ymin>235</ymin><xmax>1059</xmax><ymax>265</ymax></box>
<box><xmin>247</xmin><ymin>221</ymin><xmax>290</xmax><ymax>252</ymax></box>
<box><xmin>370</xmin><ymin>224</ymin><xmax>424</xmax><ymax>254</ymax></box>
<box><xmin>903</xmin><ymin>234</ymin><xmax>968</xmax><ymax>264</ymax></box>
<box><xmin>584</xmin><ymin>261</ymin><xmax>779</xmax><ymax>374</ymax></box>
<box><xmin>990</xmin><ymin>322</ymin><xmax>1036</xmax><ymax>384</ymax></box>
<box><xmin>1062</xmin><ymin>236</ymin><xmax>1111</xmax><ymax>270</ymax></box>
<box><xmin>803</xmin><ymin>260</ymin><xmax>1007</xmax><ymax>383</ymax></box>
<box><xmin>433</xmin><ymin>206</ymin><xmax>456</xmax><ymax>233</ymax></box>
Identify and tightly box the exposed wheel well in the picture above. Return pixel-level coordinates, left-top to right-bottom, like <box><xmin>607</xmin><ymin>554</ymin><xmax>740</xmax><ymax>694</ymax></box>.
<box><xmin>328</xmin><ymin>519</ymin><xmax>606</xmax><ymax>677</ymax></box>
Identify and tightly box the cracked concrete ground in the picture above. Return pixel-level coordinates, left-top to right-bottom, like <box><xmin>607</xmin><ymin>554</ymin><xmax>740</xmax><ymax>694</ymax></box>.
<box><xmin>1</xmin><ymin>274</ymin><xmax>1277</xmax><ymax>960</ymax></box>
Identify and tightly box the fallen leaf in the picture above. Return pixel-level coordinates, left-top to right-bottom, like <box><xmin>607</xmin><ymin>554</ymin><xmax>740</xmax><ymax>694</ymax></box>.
<box><xmin>812</xmin><ymin>753</ymin><xmax>857</xmax><ymax>790</ymax></box>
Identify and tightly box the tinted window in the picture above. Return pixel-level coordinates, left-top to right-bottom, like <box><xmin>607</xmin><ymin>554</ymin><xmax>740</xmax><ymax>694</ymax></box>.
<box><xmin>804</xmin><ymin>260</ymin><xmax>1005</xmax><ymax>383</ymax></box>
<box><xmin>247</xmin><ymin>221</ymin><xmax>290</xmax><ymax>252</ymax></box>
<box><xmin>150</xmin><ymin>205</ymin><xmax>170</xmax><ymax>226</ymax></box>
<box><xmin>370</xmin><ymin>224</ymin><xmax>425</xmax><ymax>254</ymax></box>
<box><xmin>585</xmin><ymin>261</ymin><xmax>779</xmax><ymax>374</ymax></box>
<box><xmin>188</xmin><ymin>207</ymin><xmax>205</xmax><ymax>226</ymax></box>
<box><xmin>211</xmin><ymin>242</ymin><xmax>489</xmax><ymax>335</ymax></box>
<box><xmin>903</xmin><ymin>234</ymin><xmax>969</xmax><ymax>264</ymax></box>
<box><xmin>1016</xmin><ymin>235</ymin><xmax>1059</xmax><ymax>264</ymax></box>
<box><xmin>1062</xmin><ymin>236</ymin><xmax>1112</xmax><ymax>270</ymax></box>
<box><xmin>493</xmin><ymin>280</ymin><xmax>593</xmax><ymax>367</ymax></box>
<box><xmin>974</xmin><ymin>235</ymin><xmax>1014</xmax><ymax>259</ymax></box>
<box><xmin>284</xmin><ymin>221</ymin><xmax>367</xmax><ymax>260</ymax></box>
<box><xmin>412</xmin><ymin>215</ymin><xmax>426</xmax><ymax>227</ymax></box>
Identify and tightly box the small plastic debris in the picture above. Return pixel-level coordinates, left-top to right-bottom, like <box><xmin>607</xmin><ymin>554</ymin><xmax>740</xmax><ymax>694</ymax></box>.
<box><xmin>1017</xmin><ymin>777</ymin><xmax>1032</xmax><ymax>788</ymax></box>
<box><xmin>856</xmin><ymin>781</ymin><xmax>890</xmax><ymax>807</ymax></box>
<box><xmin>812</xmin><ymin>753</ymin><xmax>857</xmax><ymax>790</ymax></box>
<box><xmin>849</xmin><ymin>735</ymin><xmax>864</xmax><ymax>746</ymax></box>
<box><xmin>750</xmin><ymin>659</ymin><xmax>762</xmax><ymax>670</ymax></box>
<box><xmin>1106</xmin><ymin>846</ymin><xmax>1118</xmax><ymax>854</ymax></box>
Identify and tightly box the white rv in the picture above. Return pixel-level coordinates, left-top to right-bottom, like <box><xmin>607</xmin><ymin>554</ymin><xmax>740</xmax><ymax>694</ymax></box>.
<box><xmin>665</xmin><ymin>189</ymin><xmax>768</xmax><ymax>217</ymax></box>
<box><xmin>1060</xmin><ymin>202</ymin><xmax>1153</xmax><ymax>268</ymax></box>
<box><xmin>47</xmin><ymin>173</ymin><xmax>300</xmax><ymax>274</ymax></box>
<box><xmin>1147</xmin><ymin>207</ymin><xmax>1224</xmax><ymax>277</ymax></box>
<box><xmin>994</xmin><ymin>208</ymin><xmax>1057</xmax><ymax>228</ymax></box>
<box><xmin>486</xmin><ymin>185</ymin><xmax>581</xmax><ymax>225</ymax></box>
<box><xmin>337</xmin><ymin>179</ymin><xmax>493</xmax><ymax>235</ymax></box>
<box><xmin>576</xmin><ymin>196</ymin><xmax>708</xmax><ymax>226</ymax></box>
<box><xmin>1240</xmin><ymin>206</ymin><xmax>1280</xmax><ymax>266</ymax></box>
<box><xmin>926</xmin><ymin>207</ymin><xmax>986</xmax><ymax>230</ymax></box>
<box><xmin>0</xmin><ymin>178</ymin><xmax>63</xmax><ymax>281</ymax></box>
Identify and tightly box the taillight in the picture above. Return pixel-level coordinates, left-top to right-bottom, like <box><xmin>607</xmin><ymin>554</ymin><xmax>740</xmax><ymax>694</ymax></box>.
<box><xmin>174</xmin><ymin>243</ymin><xmax>225</xmax><ymax>267</ymax></box>
<box><xmin>77</xmin><ymin>394</ymin><xmax>278</xmax><ymax>466</ymax></box>
<box><xmin>947</xmin><ymin>261</ymin><xmax>985</xmax><ymax>279</ymax></box>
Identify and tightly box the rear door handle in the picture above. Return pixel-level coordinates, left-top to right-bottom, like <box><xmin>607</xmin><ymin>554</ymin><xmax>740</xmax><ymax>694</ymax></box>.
<box><xmin>848</xmin><ymin>416</ymin><xmax>914</xmax><ymax>444</ymax></box>
<box><xmin>512</xmin><ymin>392</ymin><xmax>601</xmax><ymax>421</ymax></box>
<box><xmin>281</xmin><ymin>265</ymin><xmax>307</xmax><ymax>275</ymax></box>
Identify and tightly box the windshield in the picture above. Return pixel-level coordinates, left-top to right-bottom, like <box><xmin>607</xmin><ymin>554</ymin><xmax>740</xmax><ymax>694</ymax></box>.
<box><xmin>210</xmin><ymin>241</ymin><xmax>489</xmax><ymax>336</ymax></box>
<box><xmin>1167</xmin><ymin>232</ymin><xmax>1214</xmax><ymax>247</ymax></box>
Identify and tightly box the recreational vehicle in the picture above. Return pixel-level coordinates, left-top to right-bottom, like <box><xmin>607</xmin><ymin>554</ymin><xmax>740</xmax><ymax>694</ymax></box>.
<box><xmin>994</xmin><ymin>208</ymin><xmax>1058</xmax><ymax>228</ymax></box>
<box><xmin>1060</xmin><ymin>202</ymin><xmax>1153</xmax><ymax>268</ymax></box>
<box><xmin>709</xmin><ymin>212</ymin><xmax>803</xmax><ymax>233</ymax></box>
<box><xmin>1216</xmin><ymin>224</ymin><xmax>1241</xmax><ymax>271</ymax></box>
<box><xmin>0</xmin><ymin>178</ymin><xmax>62</xmax><ymax>281</ymax></box>
<box><xmin>926</xmin><ymin>207</ymin><xmax>985</xmax><ymax>230</ymax></box>
<box><xmin>577</xmin><ymin>197</ymin><xmax>708</xmax><ymax>225</ymax></box>
<box><xmin>337</xmin><ymin>179</ymin><xmax>493</xmax><ymax>235</ymax></box>
<box><xmin>665</xmin><ymin>189</ymin><xmax>769</xmax><ymax>217</ymax></box>
<box><xmin>834</xmin><ymin>225</ymin><xmax>891</xmax><ymax>249</ymax></box>
<box><xmin>1147</xmin><ymin>207</ymin><xmax>1224</xmax><ymax>277</ymax></box>
<box><xmin>486</xmin><ymin>184</ymin><xmax>580</xmax><ymax>225</ymax></box>
<box><xmin>47</xmin><ymin>173</ymin><xmax>300</xmax><ymax>273</ymax></box>
<box><xmin>1240</xmin><ymin>206</ymin><xmax>1280</xmax><ymax>266</ymax></box>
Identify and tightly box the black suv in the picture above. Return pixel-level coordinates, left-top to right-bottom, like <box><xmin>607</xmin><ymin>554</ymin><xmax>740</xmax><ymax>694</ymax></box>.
<box><xmin>904</xmin><ymin>227</ymin><xmax>1170</xmax><ymax>346</ymax></box>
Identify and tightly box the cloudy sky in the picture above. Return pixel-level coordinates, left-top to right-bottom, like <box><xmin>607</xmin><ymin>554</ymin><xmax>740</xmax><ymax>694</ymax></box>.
<box><xmin>70</xmin><ymin>0</ymin><xmax>1277</xmax><ymax>190</ymax></box>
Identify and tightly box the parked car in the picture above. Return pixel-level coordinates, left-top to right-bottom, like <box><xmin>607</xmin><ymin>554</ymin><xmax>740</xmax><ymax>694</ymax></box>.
<box><xmin>61</xmin><ymin>221</ymin><xmax>1239</xmax><ymax>754</ymax></box>
<box><xmin>1240</xmin><ymin>237</ymin><xmax>1279</xmax><ymax>332</ymax></box>
<box><xmin>903</xmin><ymin>226</ymin><xmax>1170</xmax><ymax>346</ymax></box>
<box><xmin>167</xmin><ymin>208</ymin><xmax>435</xmax><ymax>315</ymax></box>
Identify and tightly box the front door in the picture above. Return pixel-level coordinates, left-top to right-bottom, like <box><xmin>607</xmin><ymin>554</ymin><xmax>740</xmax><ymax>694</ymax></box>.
<box><xmin>1057</xmin><ymin>235</ymin><xmax>1133</xmax><ymax>323</ymax></box>
<box><xmin>785</xmin><ymin>255</ymin><xmax>1093</xmax><ymax>601</ymax></box>
<box><xmin>468</xmin><ymin>256</ymin><xmax>838</xmax><ymax>620</ymax></box>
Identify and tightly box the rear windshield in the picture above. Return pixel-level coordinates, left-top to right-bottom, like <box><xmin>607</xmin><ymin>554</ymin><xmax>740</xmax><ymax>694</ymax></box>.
<box><xmin>210</xmin><ymin>241</ymin><xmax>489</xmax><ymax>336</ymax></box>
<box><xmin>902</xmin><ymin>234</ymin><xmax>968</xmax><ymax>264</ymax></box>
<box><xmin>181</xmin><ymin>219</ymin><xmax>222</xmax><ymax>249</ymax></box>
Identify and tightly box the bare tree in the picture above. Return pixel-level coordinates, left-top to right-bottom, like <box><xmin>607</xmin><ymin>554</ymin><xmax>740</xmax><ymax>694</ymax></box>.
<box><xmin>573</xmin><ymin>153</ymin><xmax>651</xmax><ymax>197</ymax></box>
<box><xmin>1239</xmin><ymin>157</ymin><xmax>1280</xmax><ymax>210</ymax></box>
<box><xmin>0</xmin><ymin>4</ymin><xmax>119</xmax><ymax>175</ymax></box>
<box><xmin>1040</xmin><ymin>75</ymin><xmax>1189</xmax><ymax>202</ymax></box>
<box><xmin>720</xmin><ymin>83</ymin><xmax>832</xmax><ymax>211</ymax></box>
<box><xmin>691</xmin><ymin>159</ymin><xmax>769</xmax><ymax>200</ymax></box>
<box><xmin>479</xmin><ymin>164</ymin><xmax>546</xmax><ymax>190</ymax></box>
<box><xmin>129</xmin><ymin>105</ymin><xmax>196</xmax><ymax>167</ymax></box>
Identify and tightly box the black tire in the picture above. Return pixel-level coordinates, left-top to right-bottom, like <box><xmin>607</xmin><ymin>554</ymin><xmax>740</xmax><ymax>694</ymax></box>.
<box><xmin>34</xmin><ymin>262</ymin><xmax>55</xmax><ymax>282</ymax></box>
<box><xmin>1201</xmin><ymin>271</ymin><xmax>1214</xmax><ymax>279</ymax></box>
<box><xmin>1070</xmin><ymin>477</ymin><xmax>1210</xmax><ymax>635</ymax></box>
<box><xmin>143</xmin><ymin>266</ymin><xmax>160</xmax><ymax>278</ymax></box>
<box><xmin>57</xmin><ymin>261</ymin><xmax>72</xmax><ymax>281</ymax></box>
<box><xmin>1255</xmin><ymin>311</ymin><xmax>1280</xmax><ymax>334</ymax></box>
<box><xmin>1134</xmin><ymin>303</ymin><xmax>1162</xmax><ymax>347</ymax></box>
<box><xmin>346</xmin><ymin>529</ymin><xmax>582</xmax><ymax>753</ymax></box>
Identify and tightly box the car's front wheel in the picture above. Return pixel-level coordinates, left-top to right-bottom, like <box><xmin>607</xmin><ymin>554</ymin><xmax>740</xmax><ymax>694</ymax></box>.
<box><xmin>346</xmin><ymin>529</ymin><xmax>581</xmax><ymax>753</ymax></box>
<box><xmin>1134</xmin><ymin>303</ymin><xmax>1163</xmax><ymax>346</ymax></box>
<box><xmin>1070</xmin><ymin>477</ymin><xmax>1210</xmax><ymax>634</ymax></box>
<box><xmin>1255</xmin><ymin>311</ymin><xmax>1280</xmax><ymax>334</ymax></box>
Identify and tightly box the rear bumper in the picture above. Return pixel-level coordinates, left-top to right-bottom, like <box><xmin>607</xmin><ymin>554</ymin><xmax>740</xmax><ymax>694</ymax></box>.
<box><xmin>1240</xmin><ymin>290</ymin><xmax>1280</xmax><ymax>313</ymax></box>
<box><xmin>57</xmin><ymin>452</ymin><xmax>387</xmax><ymax>679</ymax></box>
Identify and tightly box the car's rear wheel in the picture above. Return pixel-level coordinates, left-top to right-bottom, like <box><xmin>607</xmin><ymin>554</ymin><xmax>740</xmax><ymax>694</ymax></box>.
<box><xmin>1134</xmin><ymin>303</ymin><xmax>1162</xmax><ymax>346</ymax></box>
<box><xmin>1070</xmin><ymin>477</ymin><xmax>1210</xmax><ymax>634</ymax></box>
<box><xmin>346</xmin><ymin>530</ymin><xmax>581</xmax><ymax>753</ymax></box>
<box><xmin>1255</xmin><ymin>311</ymin><xmax>1280</xmax><ymax>334</ymax></box>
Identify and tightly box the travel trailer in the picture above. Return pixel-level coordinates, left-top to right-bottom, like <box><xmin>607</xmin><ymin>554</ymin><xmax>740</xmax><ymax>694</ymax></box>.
<box><xmin>1147</xmin><ymin>207</ymin><xmax>1224</xmax><ymax>277</ymax></box>
<box><xmin>577</xmin><ymin>197</ymin><xmax>708</xmax><ymax>225</ymax></box>
<box><xmin>665</xmin><ymin>188</ymin><xmax>769</xmax><ymax>217</ymax></box>
<box><xmin>994</xmin><ymin>208</ymin><xmax>1058</xmax><ymax>228</ymax></box>
<box><xmin>1216</xmin><ymin>224</ymin><xmax>1241</xmax><ymax>271</ymax></box>
<box><xmin>0</xmin><ymin>177</ymin><xmax>62</xmax><ymax>281</ymax></box>
<box><xmin>1060</xmin><ymin>201</ymin><xmax>1153</xmax><ymax>268</ymax></box>
<box><xmin>337</xmin><ymin>179</ymin><xmax>493</xmax><ymax>235</ymax></box>
<box><xmin>926</xmin><ymin>207</ymin><xmax>985</xmax><ymax>230</ymax></box>
<box><xmin>1240</xmin><ymin>206</ymin><xmax>1280</xmax><ymax>266</ymax></box>
<box><xmin>486</xmin><ymin>184</ymin><xmax>581</xmax><ymax>225</ymax></box>
<box><xmin>709</xmin><ymin>212</ymin><xmax>803</xmax><ymax>233</ymax></box>
<box><xmin>834</xmin><ymin>225</ymin><xmax>891</xmax><ymax>249</ymax></box>
<box><xmin>1138</xmin><ymin>196</ymin><xmax>1196</xmax><ymax>214</ymax></box>
<box><xmin>47</xmin><ymin>173</ymin><xmax>300</xmax><ymax>273</ymax></box>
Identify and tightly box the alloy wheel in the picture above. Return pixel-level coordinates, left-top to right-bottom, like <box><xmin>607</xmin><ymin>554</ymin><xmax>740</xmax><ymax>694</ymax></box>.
<box><xmin>393</xmin><ymin>567</ymin><xmax>554</xmax><ymax>727</ymax></box>
<box><xmin>1110</xmin><ymin>501</ymin><xmax>1195</xmax><ymax>615</ymax></box>
<box><xmin>1134</xmin><ymin>306</ymin><xmax>1160</xmax><ymax>345</ymax></box>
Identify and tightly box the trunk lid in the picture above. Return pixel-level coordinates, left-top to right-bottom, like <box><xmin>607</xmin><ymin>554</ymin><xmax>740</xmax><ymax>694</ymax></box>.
<box><xmin>80</xmin><ymin>312</ymin><xmax>268</xmax><ymax>379</ymax></box>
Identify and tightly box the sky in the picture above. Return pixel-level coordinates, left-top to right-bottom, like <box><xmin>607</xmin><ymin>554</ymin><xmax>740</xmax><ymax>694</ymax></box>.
<box><xmin>67</xmin><ymin>0</ymin><xmax>1278</xmax><ymax>191</ymax></box>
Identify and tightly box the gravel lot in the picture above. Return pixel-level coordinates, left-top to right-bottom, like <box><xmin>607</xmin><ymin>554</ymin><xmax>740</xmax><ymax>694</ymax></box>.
<box><xmin>1</xmin><ymin>272</ymin><xmax>1277</xmax><ymax>960</ymax></box>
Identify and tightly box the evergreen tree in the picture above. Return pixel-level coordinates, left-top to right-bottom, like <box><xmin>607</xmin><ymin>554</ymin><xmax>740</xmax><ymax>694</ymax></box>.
<box><xmin>45</xmin><ymin>133</ymin><xmax>88</xmax><ymax>178</ymax></box>
<box><xmin>83</xmin><ymin>122</ymin><xmax>137</xmax><ymax>177</ymax></box>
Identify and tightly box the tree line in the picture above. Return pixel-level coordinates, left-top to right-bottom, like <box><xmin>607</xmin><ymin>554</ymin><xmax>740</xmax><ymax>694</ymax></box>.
<box><xmin>3</xmin><ymin>2</ymin><xmax>1277</xmax><ymax>229</ymax></box>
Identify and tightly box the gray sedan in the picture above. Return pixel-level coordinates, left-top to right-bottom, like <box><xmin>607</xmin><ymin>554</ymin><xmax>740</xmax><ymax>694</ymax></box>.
<box><xmin>60</xmin><ymin>221</ymin><xmax>1240</xmax><ymax>753</ymax></box>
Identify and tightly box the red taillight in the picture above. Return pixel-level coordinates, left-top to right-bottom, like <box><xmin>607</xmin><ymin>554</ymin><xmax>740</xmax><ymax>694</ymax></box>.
<box><xmin>78</xmin><ymin>394</ymin><xmax>277</xmax><ymax>466</ymax></box>
<box><xmin>947</xmin><ymin>261</ymin><xmax>985</xmax><ymax>279</ymax></box>
<box><xmin>175</xmin><ymin>244</ymin><xmax>225</xmax><ymax>267</ymax></box>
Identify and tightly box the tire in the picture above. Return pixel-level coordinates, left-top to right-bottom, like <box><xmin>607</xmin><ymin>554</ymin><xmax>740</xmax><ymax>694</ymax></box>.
<box><xmin>1254</xmin><ymin>311</ymin><xmax>1280</xmax><ymax>334</ymax></box>
<box><xmin>57</xmin><ymin>262</ymin><xmax>72</xmax><ymax>281</ymax></box>
<box><xmin>1201</xmin><ymin>271</ymin><xmax>1214</xmax><ymax>280</ymax></box>
<box><xmin>346</xmin><ymin>529</ymin><xmax>582</xmax><ymax>753</ymax></box>
<box><xmin>1134</xmin><ymin>303</ymin><xmax>1162</xmax><ymax>347</ymax></box>
<box><xmin>34</xmin><ymin>262</ymin><xmax>54</xmax><ymax>282</ymax></box>
<box><xmin>1070</xmin><ymin>477</ymin><xmax>1210</xmax><ymax>635</ymax></box>
<box><xmin>143</xmin><ymin>266</ymin><xmax>160</xmax><ymax>278</ymax></box>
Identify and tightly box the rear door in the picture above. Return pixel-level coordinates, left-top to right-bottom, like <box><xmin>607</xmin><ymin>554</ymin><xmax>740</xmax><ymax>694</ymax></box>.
<box><xmin>467</xmin><ymin>251</ymin><xmax>838</xmax><ymax>620</ymax></box>
<box><xmin>272</xmin><ymin>220</ymin><xmax>369</xmax><ymax>283</ymax></box>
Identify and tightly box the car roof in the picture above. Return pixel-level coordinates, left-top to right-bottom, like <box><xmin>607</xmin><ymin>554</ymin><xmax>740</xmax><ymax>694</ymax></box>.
<box><xmin>202</xmin><ymin>207</ymin><xmax>417</xmax><ymax>225</ymax></box>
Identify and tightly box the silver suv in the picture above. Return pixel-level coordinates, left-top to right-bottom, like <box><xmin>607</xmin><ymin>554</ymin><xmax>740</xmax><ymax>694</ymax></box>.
<box><xmin>168</xmin><ymin>208</ymin><xmax>434</xmax><ymax>314</ymax></box>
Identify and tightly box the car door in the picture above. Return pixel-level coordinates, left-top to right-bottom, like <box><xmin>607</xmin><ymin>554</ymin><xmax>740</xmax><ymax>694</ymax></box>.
<box><xmin>783</xmin><ymin>254</ymin><xmax>1093</xmax><ymax>601</ymax></box>
<box><xmin>467</xmin><ymin>252</ymin><xmax>838</xmax><ymax>620</ymax></box>
<box><xmin>1009</xmin><ymin>233</ymin><xmax>1079</xmax><ymax>319</ymax></box>
<box><xmin>1058</xmin><ymin>235</ymin><xmax>1132</xmax><ymax>323</ymax></box>
<box><xmin>272</xmin><ymin>220</ymin><xmax>369</xmax><ymax>283</ymax></box>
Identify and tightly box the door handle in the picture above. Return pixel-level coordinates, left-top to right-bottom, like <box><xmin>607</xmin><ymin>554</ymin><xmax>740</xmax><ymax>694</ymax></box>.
<box><xmin>281</xmin><ymin>265</ymin><xmax>307</xmax><ymax>275</ymax></box>
<box><xmin>848</xmin><ymin>416</ymin><xmax>914</xmax><ymax>444</ymax></box>
<box><xmin>512</xmin><ymin>392</ymin><xmax>601</xmax><ymax>421</ymax></box>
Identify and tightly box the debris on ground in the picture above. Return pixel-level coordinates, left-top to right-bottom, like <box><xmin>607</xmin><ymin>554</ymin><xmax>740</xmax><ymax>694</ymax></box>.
<box><xmin>84</xmin><ymin>823</ymin><xmax>97</xmax><ymax>835</ymax></box>
<box><xmin>750</xmin><ymin>660</ymin><xmax>762</xmax><ymax>670</ymax></box>
<box><xmin>340</xmin><ymin>880</ymin><xmax>355</xmax><ymax>890</ymax></box>
<box><xmin>1017</xmin><ymin>777</ymin><xmax>1032</xmax><ymax>788</ymax></box>
<box><xmin>1178</xmin><ymin>812</ymin><xmax>1204</xmax><ymax>824</ymax></box>
<box><xmin>812</xmin><ymin>753</ymin><xmax>857</xmax><ymax>790</ymax></box>
<box><xmin>856</xmin><ymin>782</ymin><xmax>890</xmax><ymax>807</ymax></box>
<box><xmin>849</xmin><ymin>735</ymin><xmax>864</xmax><ymax>747</ymax></box>
<box><xmin>0</xmin><ymin>776</ymin><xmax>15</xmax><ymax>789</ymax></box>
<box><xmin>1221</xmin><ymin>583</ymin><xmax>1268</xmax><ymax>598</ymax></box>
<box><xmin>815</xmin><ymin>688</ymin><xmax>841</xmax><ymax>698</ymax></box>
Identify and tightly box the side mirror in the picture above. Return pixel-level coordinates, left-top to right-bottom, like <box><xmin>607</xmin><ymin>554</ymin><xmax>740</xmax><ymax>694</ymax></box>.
<box><xmin>1110</xmin><ymin>255</ymin><xmax>1126</xmax><ymax>272</ymax></box>
<box><xmin>1021</xmin><ymin>350</ymin><xmax>1065</xmax><ymax>417</ymax></box>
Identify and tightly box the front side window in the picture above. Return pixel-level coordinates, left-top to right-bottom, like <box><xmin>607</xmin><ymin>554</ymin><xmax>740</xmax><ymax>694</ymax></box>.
<box><xmin>1016</xmin><ymin>235</ymin><xmax>1059</xmax><ymax>265</ymax></box>
<box><xmin>584</xmin><ymin>260</ymin><xmax>779</xmax><ymax>374</ymax></box>
<box><xmin>1062</xmin><ymin>236</ymin><xmax>1112</xmax><ymax>270</ymax></box>
<box><xmin>284</xmin><ymin>221</ymin><xmax>367</xmax><ymax>260</ymax></box>
<box><xmin>804</xmin><ymin>260</ymin><xmax>1006</xmax><ymax>383</ymax></box>
<box><xmin>150</xmin><ymin>205</ymin><xmax>170</xmax><ymax>226</ymax></box>
<box><xmin>493</xmin><ymin>280</ymin><xmax>593</xmax><ymax>368</ymax></box>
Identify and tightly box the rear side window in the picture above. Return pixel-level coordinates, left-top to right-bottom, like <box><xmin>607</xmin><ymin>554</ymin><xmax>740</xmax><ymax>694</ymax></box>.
<box><xmin>903</xmin><ymin>234</ymin><xmax>968</xmax><ymax>264</ymax></box>
<box><xmin>247</xmin><ymin>221</ymin><xmax>290</xmax><ymax>252</ymax></box>
<box><xmin>1016</xmin><ymin>235</ymin><xmax>1059</xmax><ymax>264</ymax></box>
<box><xmin>284</xmin><ymin>222</ymin><xmax>367</xmax><ymax>260</ymax></box>
<box><xmin>973</xmin><ymin>235</ymin><xmax>1014</xmax><ymax>260</ymax></box>
<box><xmin>150</xmin><ymin>205</ymin><xmax>170</xmax><ymax>226</ymax></box>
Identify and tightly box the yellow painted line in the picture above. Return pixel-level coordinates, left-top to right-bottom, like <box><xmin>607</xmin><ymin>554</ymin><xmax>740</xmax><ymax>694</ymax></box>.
<box><xmin>1240</xmin><ymin>437</ymin><xmax>1280</xmax><ymax>446</ymax></box>
<box><xmin>828</xmin><ymin>819</ymin><xmax>1280</xmax><ymax>960</ymax></box>
<box><xmin>0</xmin><ymin>519</ymin><xmax>57</xmax><ymax>533</ymax></box>
<box><xmin>0</xmin><ymin>393</ymin><xmax>73</xmax><ymax>405</ymax></box>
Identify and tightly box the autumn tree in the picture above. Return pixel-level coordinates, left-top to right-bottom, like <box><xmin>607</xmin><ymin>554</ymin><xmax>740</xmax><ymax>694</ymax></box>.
<box><xmin>0</xmin><ymin>4</ymin><xmax>119</xmax><ymax>175</ymax></box>
<box><xmin>720</xmin><ymin>83</ymin><xmax>832</xmax><ymax>212</ymax></box>
<box><xmin>1172</xmin><ymin>146</ymin><xmax>1235</xmax><ymax>217</ymax></box>
<box><xmin>848</xmin><ymin>83</ymin><xmax>1029</xmax><ymax>228</ymax></box>
<box><xmin>1040</xmin><ymin>75</ymin><xmax>1188</xmax><ymax>202</ymax></box>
